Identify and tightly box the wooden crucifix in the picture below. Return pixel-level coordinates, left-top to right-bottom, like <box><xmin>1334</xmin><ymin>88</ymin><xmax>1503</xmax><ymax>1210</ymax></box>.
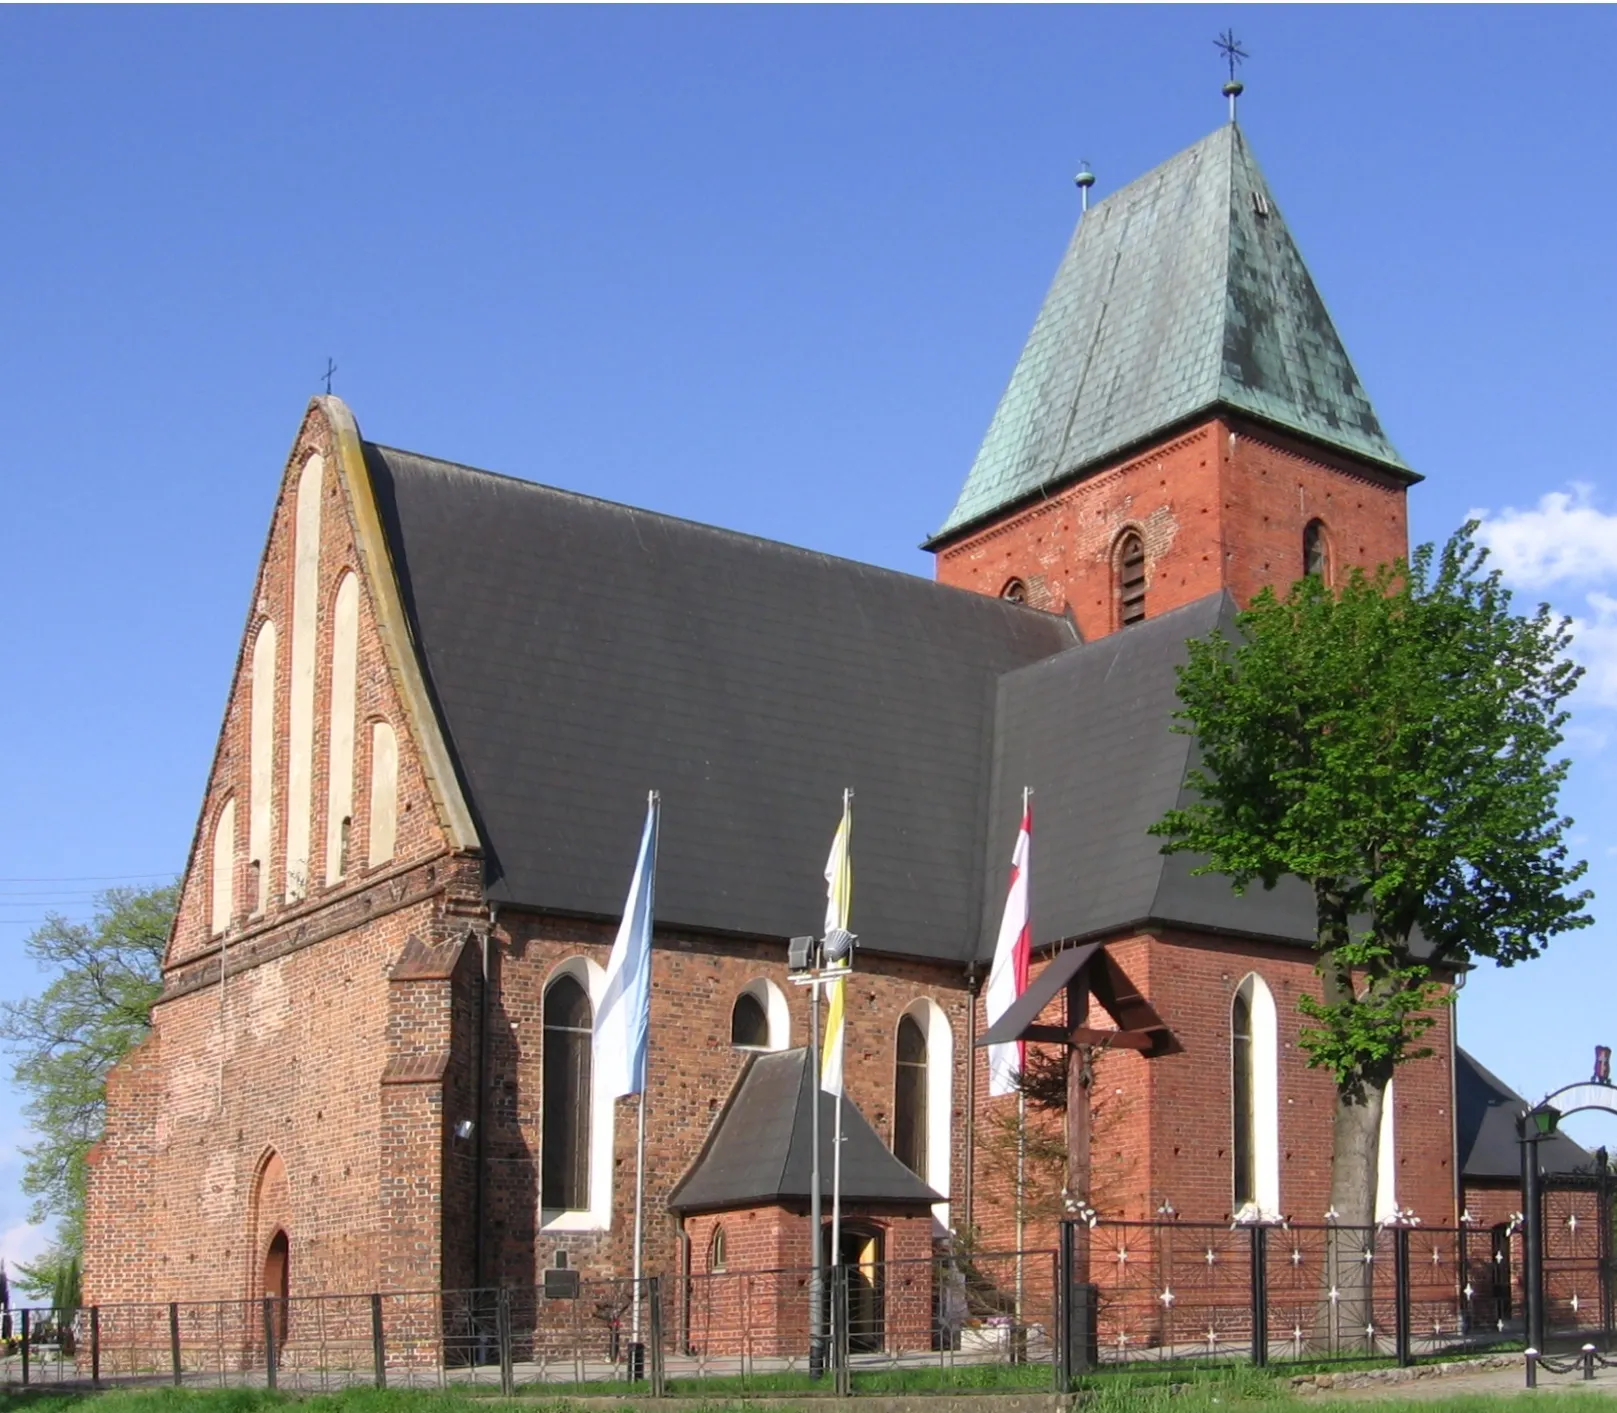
<box><xmin>977</xmin><ymin>942</ymin><xmax>1179</xmax><ymax>1266</ymax></box>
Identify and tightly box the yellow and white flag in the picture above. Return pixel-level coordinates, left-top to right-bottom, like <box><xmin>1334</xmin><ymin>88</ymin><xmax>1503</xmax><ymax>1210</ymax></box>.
<box><xmin>819</xmin><ymin>794</ymin><xmax>852</xmax><ymax>1096</ymax></box>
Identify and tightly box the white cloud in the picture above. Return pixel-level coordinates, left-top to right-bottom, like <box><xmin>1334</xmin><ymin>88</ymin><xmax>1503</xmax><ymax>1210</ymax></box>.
<box><xmin>1472</xmin><ymin>484</ymin><xmax>1617</xmax><ymax>588</ymax></box>
<box><xmin>0</xmin><ymin>1220</ymin><xmax>50</xmax><ymax>1269</ymax></box>
<box><xmin>1567</xmin><ymin>591</ymin><xmax>1617</xmax><ymax>709</ymax></box>
<box><xmin>1471</xmin><ymin>486</ymin><xmax>1617</xmax><ymax>712</ymax></box>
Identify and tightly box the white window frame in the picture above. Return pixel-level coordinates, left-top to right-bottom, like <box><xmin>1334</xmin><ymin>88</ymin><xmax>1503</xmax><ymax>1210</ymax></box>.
<box><xmin>540</xmin><ymin>955</ymin><xmax>614</xmax><ymax>1233</ymax></box>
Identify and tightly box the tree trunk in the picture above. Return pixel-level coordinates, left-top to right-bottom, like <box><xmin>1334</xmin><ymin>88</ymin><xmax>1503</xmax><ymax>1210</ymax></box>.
<box><xmin>1313</xmin><ymin>878</ymin><xmax>1390</xmax><ymax>1352</ymax></box>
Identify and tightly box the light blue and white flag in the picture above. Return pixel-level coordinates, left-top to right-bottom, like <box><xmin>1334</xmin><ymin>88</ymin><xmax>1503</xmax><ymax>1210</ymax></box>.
<box><xmin>594</xmin><ymin>792</ymin><xmax>660</xmax><ymax>1099</ymax></box>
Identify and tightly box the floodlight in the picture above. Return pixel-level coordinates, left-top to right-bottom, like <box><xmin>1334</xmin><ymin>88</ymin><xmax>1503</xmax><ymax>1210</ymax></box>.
<box><xmin>822</xmin><ymin>928</ymin><xmax>857</xmax><ymax>965</ymax></box>
<box><xmin>787</xmin><ymin>936</ymin><xmax>816</xmax><ymax>973</ymax></box>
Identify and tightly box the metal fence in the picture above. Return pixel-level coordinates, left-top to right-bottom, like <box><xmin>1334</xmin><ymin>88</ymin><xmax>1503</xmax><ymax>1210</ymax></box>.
<box><xmin>0</xmin><ymin>1222</ymin><xmax>1523</xmax><ymax>1395</ymax></box>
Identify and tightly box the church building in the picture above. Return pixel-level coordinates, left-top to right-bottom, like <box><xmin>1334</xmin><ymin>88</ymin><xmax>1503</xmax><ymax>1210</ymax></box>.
<box><xmin>87</xmin><ymin>116</ymin><xmax>1471</xmax><ymax>1313</ymax></box>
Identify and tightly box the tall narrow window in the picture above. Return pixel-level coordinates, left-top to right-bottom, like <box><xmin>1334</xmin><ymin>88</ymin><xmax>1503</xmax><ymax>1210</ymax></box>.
<box><xmin>1374</xmin><ymin>1079</ymin><xmax>1398</xmax><ymax>1222</ymax></box>
<box><xmin>1232</xmin><ymin>974</ymin><xmax>1280</xmax><ymax>1217</ymax></box>
<box><xmin>1303</xmin><ymin>520</ymin><xmax>1330</xmax><ymax>581</ymax></box>
<box><xmin>1231</xmin><ymin>989</ymin><xmax>1255</xmax><ymax>1208</ymax></box>
<box><xmin>285</xmin><ymin>455</ymin><xmax>324</xmax><ymax>901</ymax></box>
<box><xmin>324</xmin><ymin>572</ymin><xmax>358</xmax><ymax>884</ymax></box>
<box><xmin>709</xmin><ymin>1225</ymin><xmax>728</xmax><ymax>1272</ymax></box>
<box><xmin>210</xmin><ymin>799</ymin><xmax>236</xmax><ymax>935</ymax></box>
<box><xmin>368</xmin><ymin>721</ymin><xmax>398</xmax><ymax>866</ymax></box>
<box><xmin>1117</xmin><ymin>531</ymin><xmax>1146</xmax><ymax>626</ymax></box>
<box><xmin>248</xmin><ymin>620</ymin><xmax>276</xmax><ymax>914</ymax></box>
<box><xmin>542</xmin><ymin>975</ymin><xmax>593</xmax><ymax>1212</ymax></box>
<box><xmin>894</xmin><ymin>1015</ymin><xmax>928</xmax><ymax>1177</ymax></box>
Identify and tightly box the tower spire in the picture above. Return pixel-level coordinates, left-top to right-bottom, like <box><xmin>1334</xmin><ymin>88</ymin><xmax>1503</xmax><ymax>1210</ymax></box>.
<box><xmin>1214</xmin><ymin>29</ymin><xmax>1248</xmax><ymax>123</ymax></box>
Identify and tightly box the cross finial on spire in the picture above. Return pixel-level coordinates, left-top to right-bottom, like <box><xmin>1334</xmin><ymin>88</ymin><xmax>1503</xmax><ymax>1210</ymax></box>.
<box><xmin>1214</xmin><ymin>29</ymin><xmax>1248</xmax><ymax>123</ymax></box>
<box><xmin>322</xmin><ymin>357</ymin><xmax>338</xmax><ymax>396</ymax></box>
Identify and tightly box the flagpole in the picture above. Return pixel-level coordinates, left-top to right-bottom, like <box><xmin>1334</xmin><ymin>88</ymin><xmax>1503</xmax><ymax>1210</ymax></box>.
<box><xmin>809</xmin><ymin>978</ymin><xmax>824</xmax><ymax>1375</ymax></box>
<box><xmin>631</xmin><ymin>791</ymin><xmax>659</xmax><ymax>1371</ymax></box>
<box><xmin>830</xmin><ymin>788</ymin><xmax>850</xmax><ymax>1367</ymax></box>
<box><xmin>632</xmin><ymin>1086</ymin><xmax>648</xmax><ymax>1348</ymax></box>
<box><xmin>1016</xmin><ymin>787</ymin><xmax>1029</xmax><ymax>1321</ymax></box>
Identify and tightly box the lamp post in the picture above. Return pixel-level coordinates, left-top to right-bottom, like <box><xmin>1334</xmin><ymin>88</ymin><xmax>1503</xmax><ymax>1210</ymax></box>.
<box><xmin>1519</xmin><ymin>1102</ymin><xmax>1561</xmax><ymax>1354</ymax></box>
<box><xmin>788</xmin><ymin>928</ymin><xmax>857</xmax><ymax>1379</ymax></box>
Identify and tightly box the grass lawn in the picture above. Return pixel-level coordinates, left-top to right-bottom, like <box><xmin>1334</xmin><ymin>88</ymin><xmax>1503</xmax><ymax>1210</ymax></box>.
<box><xmin>0</xmin><ymin>1368</ymin><xmax>1599</xmax><ymax>1413</ymax></box>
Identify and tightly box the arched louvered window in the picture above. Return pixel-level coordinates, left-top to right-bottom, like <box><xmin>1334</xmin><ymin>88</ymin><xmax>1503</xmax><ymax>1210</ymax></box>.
<box><xmin>1303</xmin><ymin>519</ymin><xmax>1330</xmax><ymax>581</ymax></box>
<box><xmin>731</xmin><ymin>992</ymin><xmax>769</xmax><ymax>1048</ymax></box>
<box><xmin>1232</xmin><ymin>974</ymin><xmax>1280</xmax><ymax>1217</ymax></box>
<box><xmin>542</xmin><ymin>975</ymin><xmax>593</xmax><ymax>1211</ymax></box>
<box><xmin>894</xmin><ymin>1015</ymin><xmax>928</xmax><ymax>1176</ymax></box>
<box><xmin>1116</xmin><ymin>531</ymin><xmax>1146</xmax><ymax>626</ymax></box>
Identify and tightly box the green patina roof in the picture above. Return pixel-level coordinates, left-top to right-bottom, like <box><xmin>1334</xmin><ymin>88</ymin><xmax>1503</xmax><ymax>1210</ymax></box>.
<box><xmin>931</xmin><ymin>124</ymin><xmax>1410</xmax><ymax>544</ymax></box>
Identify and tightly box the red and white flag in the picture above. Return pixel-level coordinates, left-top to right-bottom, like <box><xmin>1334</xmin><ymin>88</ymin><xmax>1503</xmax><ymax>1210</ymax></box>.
<box><xmin>985</xmin><ymin>797</ymin><xmax>1032</xmax><ymax>1097</ymax></box>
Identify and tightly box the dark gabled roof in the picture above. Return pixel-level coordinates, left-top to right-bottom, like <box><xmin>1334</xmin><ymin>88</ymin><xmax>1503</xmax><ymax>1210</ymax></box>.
<box><xmin>933</xmin><ymin>124</ymin><xmax>1411</xmax><ymax>545</ymax></box>
<box><xmin>981</xmin><ymin>592</ymin><xmax>1321</xmax><ymax>954</ymax></box>
<box><xmin>364</xmin><ymin>443</ymin><xmax>1076</xmax><ymax>962</ymax></box>
<box><xmin>667</xmin><ymin>1048</ymin><xmax>941</xmax><ymax>1212</ymax></box>
<box><xmin>1458</xmin><ymin>1047</ymin><xmax>1594</xmax><ymax>1183</ymax></box>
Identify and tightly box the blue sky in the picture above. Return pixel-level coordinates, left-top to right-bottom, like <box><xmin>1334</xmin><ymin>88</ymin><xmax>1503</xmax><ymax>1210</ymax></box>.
<box><xmin>3</xmin><ymin>5</ymin><xmax>1617</xmax><ymax>1262</ymax></box>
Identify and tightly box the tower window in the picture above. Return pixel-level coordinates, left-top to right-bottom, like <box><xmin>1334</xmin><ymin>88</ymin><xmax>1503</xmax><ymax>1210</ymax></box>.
<box><xmin>1000</xmin><ymin>578</ymin><xmax>1028</xmax><ymax>604</ymax></box>
<box><xmin>1116</xmin><ymin>531</ymin><xmax>1147</xmax><ymax>626</ymax></box>
<box><xmin>893</xmin><ymin>1015</ymin><xmax>928</xmax><ymax>1176</ymax></box>
<box><xmin>730</xmin><ymin>992</ymin><xmax>769</xmax><ymax>1049</ymax></box>
<box><xmin>542</xmin><ymin>975</ymin><xmax>594</xmax><ymax>1212</ymax></box>
<box><xmin>1303</xmin><ymin>520</ymin><xmax>1330</xmax><ymax>581</ymax></box>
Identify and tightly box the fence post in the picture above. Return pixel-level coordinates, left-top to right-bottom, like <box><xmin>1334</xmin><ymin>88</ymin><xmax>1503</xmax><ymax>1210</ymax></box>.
<box><xmin>1525</xmin><ymin>1348</ymin><xmax>1539</xmax><ymax>1388</ymax></box>
<box><xmin>647</xmin><ymin>1276</ymin><xmax>666</xmax><ymax>1398</ymax></box>
<box><xmin>90</xmin><ymin>1305</ymin><xmax>101</xmax><ymax>1388</ymax></box>
<box><xmin>1250</xmin><ymin>1224</ymin><xmax>1269</xmax><ymax>1368</ymax></box>
<box><xmin>1394</xmin><ymin>1226</ymin><xmax>1412</xmax><ymax>1368</ymax></box>
<box><xmin>370</xmin><ymin>1293</ymin><xmax>386</xmax><ymax>1389</ymax></box>
<box><xmin>1585</xmin><ymin>1342</ymin><xmax>1598</xmax><ymax>1380</ymax></box>
<box><xmin>262</xmin><ymin>1296</ymin><xmax>278</xmax><ymax>1390</ymax></box>
<box><xmin>496</xmin><ymin>1287</ymin><xmax>514</xmax><ymax>1396</ymax></box>
<box><xmin>833</xmin><ymin>1265</ymin><xmax>851</xmax><ymax>1398</ymax></box>
<box><xmin>169</xmin><ymin>1302</ymin><xmax>181</xmax><ymax>1385</ymax></box>
<box><xmin>20</xmin><ymin>1308</ymin><xmax>28</xmax><ymax>1386</ymax></box>
<box><xmin>1599</xmin><ymin>1150</ymin><xmax>1613</xmax><ymax>1348</ymax></box>
<box><xmin>1057</xmin><ymin>1221</ymin><xmax>1097</xmax><ymax>1381</ymax></box>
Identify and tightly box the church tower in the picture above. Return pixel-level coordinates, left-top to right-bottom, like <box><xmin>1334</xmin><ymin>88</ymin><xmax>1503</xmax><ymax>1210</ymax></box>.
<box><xmin>926</xmin><ymin>122</ymin><xmax>1417</xmax><ymax>639</ymax></box>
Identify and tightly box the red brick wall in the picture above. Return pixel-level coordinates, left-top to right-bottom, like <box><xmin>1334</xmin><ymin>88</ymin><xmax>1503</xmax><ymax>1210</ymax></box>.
<box><xmin>85</xmin><ymin>399</ymin><xmax>472</xmax><ymax>1307</ymax></box>
<box><xmin>931</xmin><ymin>417</ymin><xmax>1410</xmax><ymax>636</ymax></box>
<box><xmin>967</xmin><ymin>930</ymin><xmax>1457</xmax><ymax>1253</ymax></box>
<box><xmin>681</xmin><ymin>1207</ymin><xmax>934</xmax><ymax>1357</ymax></box>
<box><xmin>482</xmin><ymin>913</ymin><xmax>970</xmax><ymax>1291</ymax></box>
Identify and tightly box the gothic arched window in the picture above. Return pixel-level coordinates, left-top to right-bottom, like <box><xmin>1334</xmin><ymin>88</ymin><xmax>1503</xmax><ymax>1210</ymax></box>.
<box><xmin>1232</xmin><ymin>974</ymin><xmax>1280</xmax><ymax>1217</ymax></box>
<box><xmin>709</xmin><ymin>1225</ymin><xmax>728</xmax><ymax>1272</ymax></box>
<box><xmin>894</xmin><ymin>1015</ymin><xmax>928</xmax><ymax>1176</ymax></box>
<box><xmin>1303</xmin><ymin>519</ymin><xmax>1330</xmax><ymax>581</ymax></box>
<box><xmin>731</xmin><ymin>992</ymin><xmax>769</xmax><ymax>1048</ymax></box>
<box><xmin>1116</xmin><ymin>531</ymin><xmax>1146</xmax><ymax>626</ymax></box>
<box><xmin>542</xmin><ymin>975</ymin><xmax>594</xmax><ymax>1212</ymax></box>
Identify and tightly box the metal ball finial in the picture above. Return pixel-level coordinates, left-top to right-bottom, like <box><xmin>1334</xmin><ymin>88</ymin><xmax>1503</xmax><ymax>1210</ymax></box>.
<box><xmin>1074</xmin><ymin>160</ymin><xmax>1095</xmax><ymax>212</ymax></box>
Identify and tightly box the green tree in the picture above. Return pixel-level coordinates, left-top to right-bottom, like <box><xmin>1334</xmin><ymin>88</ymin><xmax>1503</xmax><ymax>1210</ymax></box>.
<box><xmin>1</xmin><ymin>883</ymin><xmax>175</xmax><ymax>1276</ymax></box>
<box><xmin>1151</xmin><ymin>527</ymin><xmax>1590</xmax><ymax>1226</ymax></box>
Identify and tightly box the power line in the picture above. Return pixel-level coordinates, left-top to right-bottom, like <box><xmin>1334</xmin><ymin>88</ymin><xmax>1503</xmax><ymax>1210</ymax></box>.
<box><xmin>0</xmin><ymin>873</ymin><xmax>173</xmax><ymax>883</ymax></box>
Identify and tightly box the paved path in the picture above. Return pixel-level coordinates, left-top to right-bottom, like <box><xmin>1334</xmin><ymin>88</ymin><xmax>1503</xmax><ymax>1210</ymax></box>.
<box><xmin>1319</xmin><ymin>1363</ymin><xmax>1617</xmax><ymax>1401</ymax></box>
